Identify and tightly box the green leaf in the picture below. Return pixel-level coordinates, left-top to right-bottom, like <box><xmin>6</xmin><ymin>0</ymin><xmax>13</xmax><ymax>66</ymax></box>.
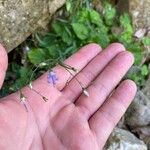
<box><xmin>11</xmin><ymin>67</ymin><xmax>32</xmax><ymax>91</ymax></box>
<box><xmin>66</xmin><ymin>0</ymin><xmax>72</xmax><ymax>12</ymax></box>
<box><xmin>133</xmin><ymin>52</ymin><xmax>142</xmax><ymax>65</ymax></box>
<box><xmin>73</xmin><ymin>8</ymin><xmax>89</xmax><ymax>23</ymax></box>
<box><xmin>89</xmin><ymin>9</ymin><xmax>102</xmax><ymax>26</ymax></box>
<box><xmin>119</xmin><ymin>32</ymin><xmax>133</xmax><ymax>44</ymax></box>
<box><xmin>36</xmin><ymin>34</ymin><xmax>56</xmax><ymax>47</ymax></box>
<box><xmin>88</xmin><ymin>29</ymin><xmax>110</xmax><ymax>48</ymax></box>
<box><xmin>120</xmin><ymin>13</ymin><xmax>133</xmax><ymax>34</ymax></box>
<box><xmin>52</xmin><ymin>21</ymin><xmax>73</xmax><ymax>45</ymax></box>
<box><xmin>47</xmin><ymin>45</ymin><xmax>60</xmax><ymax>58</ymax></box>
<box><xmin>62</xmin><ymin>26</ymin><xmax>73</xmax><ymax>45</ymax></box>
<box><xmin>52</xmin><ymin>21</ymin><xmax>64</xmax><ymax>37</ymax></box>
<box><xmin>126</xmin><ymin>43</ymin><xmax>142</xmax><ymax>65</ymax></box>
<box><xmin>142</xmin><ymin>37</ymin><xmax>150</xmax><ymax>46</ymax></box>
<box><xmin>72</xmin><ymin>23</ymin><xmax>89</xmax><ymax>40</ymax></box>
<box><xmin>141</xmin><ymin>65</ymin><xmax>149</xmax><ymax>76</ymax></box>
<box><xmin>103</xmin><ymin>2</ymin><xmax>116</xmax><ymax>26</ymax></box>
<box><xmin>28</xmin><ymin>48</ymin><xmax>47</xmax><ymax>65</ymax></box>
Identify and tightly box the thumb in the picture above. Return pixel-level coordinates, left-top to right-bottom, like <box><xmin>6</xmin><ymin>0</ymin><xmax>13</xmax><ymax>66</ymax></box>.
<box><xmin>0</xmin><ymin>44</ymin><xmax>8</xmax><ymax>89</ymax></box>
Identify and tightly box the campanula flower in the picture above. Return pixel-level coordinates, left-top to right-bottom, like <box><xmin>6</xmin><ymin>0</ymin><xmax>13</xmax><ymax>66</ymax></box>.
<box><xmin>48</xmin><ymin>70</ymin><xmax>58</xmax><ymax>86</ymax></box>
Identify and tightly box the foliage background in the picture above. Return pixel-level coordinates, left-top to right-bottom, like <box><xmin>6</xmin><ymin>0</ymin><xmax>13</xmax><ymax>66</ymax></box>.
<box><xmin>0</xmin><ymin>0</ymin><xmax>149</xmax><ymax>97</ymax></box>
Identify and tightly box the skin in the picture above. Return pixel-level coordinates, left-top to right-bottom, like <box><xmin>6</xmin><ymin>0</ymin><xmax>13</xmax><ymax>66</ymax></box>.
<box><xmin>0</xmin><ymin>43</ymin><xmax>137</xmax><ymax>150</ymax></box>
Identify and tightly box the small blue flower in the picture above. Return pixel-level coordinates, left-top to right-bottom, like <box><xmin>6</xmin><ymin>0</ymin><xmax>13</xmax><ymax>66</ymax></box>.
<box><xmin>47</xmin><ymin>70</ymin><xmax>58</xmax><ymax>86</ymax></box>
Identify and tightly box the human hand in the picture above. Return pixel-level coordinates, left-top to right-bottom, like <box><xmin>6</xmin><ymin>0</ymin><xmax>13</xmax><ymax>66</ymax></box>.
<box><xmin>0</xmin><ymin>43</ymin><xmax>136</xmax><ymax>150</ymax></box>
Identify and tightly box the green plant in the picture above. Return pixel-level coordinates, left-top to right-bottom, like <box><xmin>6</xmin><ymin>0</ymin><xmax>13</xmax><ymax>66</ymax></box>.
<box><xmin>1</xmin><ymin>0</ymin><xmax>150</xmax><ymax>97</ymax></box>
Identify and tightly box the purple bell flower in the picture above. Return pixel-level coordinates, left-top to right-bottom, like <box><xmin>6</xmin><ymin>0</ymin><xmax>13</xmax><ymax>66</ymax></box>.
<box><xmin>47</xmin><ymin>70</ymin><xmax>58</xmax><ymax>86</ymax></box>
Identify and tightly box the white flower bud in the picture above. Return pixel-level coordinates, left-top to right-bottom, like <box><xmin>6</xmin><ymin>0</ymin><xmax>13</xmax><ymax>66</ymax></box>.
<box><xmin>83</xmin><ymin>89</ymin><xmax>89</xmax><ymax>97</ymax></box>
<box><xmin>20</xmin><ymin>92</ymin><xmax>26</xmax><ymax>102</ymax></box>
<box><xmin>21</xmin><ymin>96</ymin><xmax>26</xmax><ymax>102</ymax></box>
<box><xmin>29</xmin><ymin>82</ymin><xmax>33</xmax><ymax>89</ymax></box>
<box><xmin>39</xmin><ymin>62</ymin><xmax>47</xmax><ymax>67</ymax></box>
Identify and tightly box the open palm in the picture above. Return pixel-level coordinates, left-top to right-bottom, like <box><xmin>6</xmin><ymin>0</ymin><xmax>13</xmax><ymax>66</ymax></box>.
<box><xmin>0</xmin><ymin>43</ymin><xmax>136</xmax><ymax>150</ymax></box>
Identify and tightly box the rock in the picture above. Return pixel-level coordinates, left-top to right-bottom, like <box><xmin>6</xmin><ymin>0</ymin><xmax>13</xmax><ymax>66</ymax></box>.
<box><xmin>125</xmin><ymin>90</ymin><xmax>150</xmax><ymax>127</ymax></box>
<box><xmin>117</xmin><ymin>117</ymin><xmax>126</xmax><ymax>129</ymax></box>
<box><xmin>117</xmin><ymin>0</ymin><xmax>150</xmax><ymax>30</ymax></box>
<box><xmin>134</xmin><ymin>28</ymin><xmax>147</xmax><ymax>39</ymax></box>
<box><xmin>143</xmin><ymin>137</ymin><xmax>150</xmax><ymax>150</ymax></box>
<box><xmin>132</xmin><ymin>126</ymin><xmax>150</xmax><ymax>149</ymax></box>
<box><xmin>117</xmin><ymin>0</ymin><xmax>150</xmax><ymax>64</ymax></box>
<box><xmin>143</xmin><ymin>75</ymin><xmax>150</xmax><ymax>98</ymax></box>
<box><xmin>132</xmin><ymin>126</ymin><xmax>150</xmax><ymax>139</ymax></box>
<box><xmin>105</xmin><ymin>128</ymin><xmax>147</xmax><ymax>150</ymax></box>
<box><xmin>0</xmin><ymin>0</ymin><xmax>65</xmax><ymax>52</ymax></box>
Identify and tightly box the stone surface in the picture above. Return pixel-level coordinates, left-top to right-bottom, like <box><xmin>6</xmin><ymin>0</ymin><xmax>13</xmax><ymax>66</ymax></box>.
<box><xmin>117</xmin><ymin>0</ymin><xmax>150</xmax><ymax>30</ymax></box>
<box><xmin>143</xmin><ymin>75</ymin><xmax>150</xmax><ymax>99</ymax></box>
<box><xmin>144</xmin><ymin>137</ymin><xmax>150</xmax><ymax>150</ymax></box>
<box><xmin>117</xmin><ymin>0</ymin><xmax>150</xmax><ymax>63</ymax></box>
<box><xmin>132</xmin><ymin>127</ymin><xmax>150</xmax><ymax>150</ymax></box>
<box><xmin>105</xmin><ymin>128</ymin><xmax>147</xmax><ymax>150</ymax></box>
<box><xmin>132</xmin><ymin>126</ymin><xmax>150</xmax><ymax>139</ymax></box>
<box><xmin>125</xmin><ymin>90</ymin><xmax>150</xmax><ymax>127</ymax></box>
<box><xmin>0</xmin><ymin>0</ymin><xmax>65</xmax><ymax>52</ymax></box>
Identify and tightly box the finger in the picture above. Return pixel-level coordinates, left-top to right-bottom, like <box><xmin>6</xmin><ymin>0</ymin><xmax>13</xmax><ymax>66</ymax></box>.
<box><xmin>35</xmin><ymin>44</ymin><xmax>101</xmax><ymax>90</ymax></box>
<box><xmin>89</xmin><ymin>80</ymin><xmax>137</xmax><ymax>149</ymax></box>
<box><xmin>0</xmin><ymin>44</ymin><xmax>8</xmax><ymax>89</ymax></box>
<box><xmin>63</xmin><ymin>43</ymin><xmax>125</xmax><ymax>101</ymax></box>
<box><xmin>76</xmin><ymin>51</ymin><xmax>134</xmax><ymax>119</ymax></box>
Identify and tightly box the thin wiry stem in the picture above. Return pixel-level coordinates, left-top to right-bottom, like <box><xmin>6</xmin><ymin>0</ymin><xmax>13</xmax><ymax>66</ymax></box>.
<box><xmin>31</xmin><ymin>88</ymin><xmax>48</xmax><ymax>102</ymax></box>
<box><xmin>63</xmin><ymin>66</ymin><xmax>85</xmax><ymax>89</ymax></box>
<box><xmin>60</xmin><ymin>62</ymin><xmax>89</xmax><ymax>97</ymax></box>
<box><xmin>29</xmin><ymin>58</ymin><xmax>55</xmax><ymax>82</ymax></box>
<box><xmin>59</xmin><ymin>62</ymin><xmax>78</xmax><ymax>72</ymax></box>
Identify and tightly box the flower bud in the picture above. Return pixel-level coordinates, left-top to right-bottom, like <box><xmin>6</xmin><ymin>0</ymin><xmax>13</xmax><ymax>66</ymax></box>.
<box><xmin>83</xmin><ymin>88</ymin><xmax>89</xmax><ymax>97</ymax></box>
